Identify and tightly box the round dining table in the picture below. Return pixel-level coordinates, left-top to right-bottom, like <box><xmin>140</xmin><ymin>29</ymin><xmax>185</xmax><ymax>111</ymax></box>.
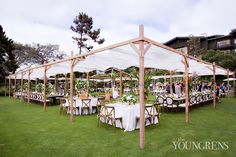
<box><xmin>104</xmin><ymin>102</ymin><xmax>159</xmax><ymax>132</ymax></box>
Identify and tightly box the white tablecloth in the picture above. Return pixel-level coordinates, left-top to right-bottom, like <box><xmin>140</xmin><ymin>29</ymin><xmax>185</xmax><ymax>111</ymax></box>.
<box><xmin>103</xmin><ymin>102</ymin><xmax>159</xmax><ymax>132</ymax></box>
<box><xmin>64</xmin><ymin>97</ymin><xmax>98</xmax><ymax>115</ymax></box>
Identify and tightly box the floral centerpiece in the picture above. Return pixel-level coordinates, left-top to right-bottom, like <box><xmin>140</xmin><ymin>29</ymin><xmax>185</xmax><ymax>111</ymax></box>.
<box><xmin>122</xmin><ymin>94</ymin><xmax>137</xmax><ymax>105</ymax></box>
<box><xmin>75</xmin><ymin>80</ymin><xmax>88</xmax><ymax>93</ymax></box>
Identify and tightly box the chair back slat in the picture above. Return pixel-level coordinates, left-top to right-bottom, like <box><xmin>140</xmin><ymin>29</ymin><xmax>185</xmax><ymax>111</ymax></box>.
<box><xmin>82</xmin><ymin>99</ymin><xmax>91</xmax><ymax>108</ymax></box>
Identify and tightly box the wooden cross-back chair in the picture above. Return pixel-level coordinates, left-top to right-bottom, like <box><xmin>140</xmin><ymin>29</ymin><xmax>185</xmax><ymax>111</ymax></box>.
<box><xmin>136</xmin><ymin>105</ymin><xmax>154</xmax><ymax>129</ymax></box>
<box><xmin>81</xmin><ymin>98</ymin><xmax>91</xmax><ymax>115</ymax></box>
<box><xmin>106</xmin><ymin>106</ymin><xmax>123</xmax><ymax>129</ymax></box>
<box><xmin>97</xmin><ymin>104</ymin><xmax>107</xmax><ymax>126</ymax></box>
<box><xmin>67</xmin><ymin>99</ymin><xmax>77</xmax><ymax>115</ymax></box>
<box><xmin>92</xmin><ymin>96</ymin><xmax>105</xmax><ymax>113</ymax></box>
<box><xmin>59</xmin><ymin>98</ymin><xmax>67</xmax><ymax>114</ymax></box>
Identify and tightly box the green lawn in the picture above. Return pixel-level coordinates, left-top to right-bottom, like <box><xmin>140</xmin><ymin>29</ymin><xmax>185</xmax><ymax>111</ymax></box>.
<box><xmin>0</xmin><ymin>97</ymin><xmax>235</xmax><ymax>157</ymax></box>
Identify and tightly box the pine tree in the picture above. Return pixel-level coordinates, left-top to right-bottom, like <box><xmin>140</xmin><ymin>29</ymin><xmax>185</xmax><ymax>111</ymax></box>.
<box><xmin>0</xmin><ymin>25</ymin><xmax>18</xmax><ymax>82</ymax></box>
<box><xmin>70</xmin><ymin>12</ymin><xmax>105</xmax><ymax>54</ymax></box>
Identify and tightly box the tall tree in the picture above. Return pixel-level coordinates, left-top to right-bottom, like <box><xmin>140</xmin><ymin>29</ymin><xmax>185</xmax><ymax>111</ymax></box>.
<box><xmin>13</xmin><ymin>43</ymin><xmax>36</xmax><ymax>65</ymax></box>
<box><xmin>13</xmin><ymin>43</ymin><xmax>66</xmax><ymax>65</ymax></box>
<box><xmin>32</xmin><ymin>43</ymin><xmax>66</xmax><ymax>64</ymax></box>
<box><xmin>202</xmin><ymin>50</ymin><xmax>236</xmax><ymax>71</ymax></box>
<box><xmin>70</xmin><ymin>12</ymin><xmax>105</xmax><ymax>54</ymax></box>
<box><xmin>186</xmin><ymin>35</ymin><xmax>203</xmax><ymax>57</ymax></box>
<box><xmin>0</xmin><ymin>25</ymin><xmax>18</xmax><ymax>82</ymax></box>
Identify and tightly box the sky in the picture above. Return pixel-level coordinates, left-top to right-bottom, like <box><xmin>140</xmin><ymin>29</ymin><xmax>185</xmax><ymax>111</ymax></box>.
<box><xmin>1</xmin><ymin>0</ymin><xmax>236</xmax><ymax>55</ymax></box>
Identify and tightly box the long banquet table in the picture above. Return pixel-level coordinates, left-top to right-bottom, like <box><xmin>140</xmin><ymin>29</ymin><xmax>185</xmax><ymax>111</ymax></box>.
<box><xmin>101</xmin><ymin>103</ymin><xmax>159</xmax><ymax>132</ymax></box>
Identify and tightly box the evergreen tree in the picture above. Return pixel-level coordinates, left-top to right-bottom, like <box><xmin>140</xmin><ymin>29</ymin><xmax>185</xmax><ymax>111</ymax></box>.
<box><xmin>70</xmin><ymin>12</ymin><xmax>105</xmax><ymax>54</ymax></box>
<box><xmin>0</xmin><ymin>25</ymin><xmax>18</xmax><ymax>82</ymax></box>
<box><xmin>186</xmin><ymin>35</ymin><xmax>203</xmax><ymax>57</ymax></box>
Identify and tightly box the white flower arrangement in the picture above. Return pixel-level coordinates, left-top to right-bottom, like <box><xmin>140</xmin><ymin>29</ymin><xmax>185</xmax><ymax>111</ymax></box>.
<box><xmin>122</xmin><ymin>94</ymin><xmax>137</xmax><ymax>105</ymax></box>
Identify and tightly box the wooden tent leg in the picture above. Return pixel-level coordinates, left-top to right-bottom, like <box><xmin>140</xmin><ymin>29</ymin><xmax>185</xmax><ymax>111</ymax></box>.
<box><xmin>213</xmin><ymin>62</ymin><xmax>216</xmax><ymax>108</ymax></box>
<box><xmin>119</xmin><ymin>70</ymin><xmax>123</xmax><ymax>97</ymax></box>
<box><xmin>14</xmin><ymin>74</ymin><xmax>16</xmax><ymax>98</ymax></box>
<box><xmin>21</xmin><ymin>73</ymin><xmax>23</xmax><ymax>99</ymax></box>
<box><xmin>184</xmin><ymin>50</ymin><xmax>189</xmax><ymax>124</ymax></box>
<box><xmin>8</xmin><ymin>77</ymin><xmax>11</xmax><ymax>97</ymax></box>
<box><xmin>43</xmin><ymin>64</ymin><xmax>47</xmax><ymax>112</ymax></box>
<box><xmin>27</xmin><ymin>71</ymin><xmax>30</xmax><ymax>103</ymax></box>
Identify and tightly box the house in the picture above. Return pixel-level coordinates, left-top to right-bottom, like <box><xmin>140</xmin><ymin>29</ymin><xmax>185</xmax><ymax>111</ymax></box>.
<box><xmin>164</xmin><ymin>29</ymin><xmax>236</xmax><ymax>53</ymax></box>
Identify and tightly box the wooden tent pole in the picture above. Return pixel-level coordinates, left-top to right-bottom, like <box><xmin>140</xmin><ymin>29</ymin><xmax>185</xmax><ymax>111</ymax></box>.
<box><xmin>43</xmin><ymin>63</ymin><xmax>47</xmax><ymax>112</ymax></box>
<box><xmin>21</xmin><ymin>72</ymin><xmax>23</xmax><ymax>99</ymax></box>
<box><xmin>129</xmin><ymin>25</ymin><xmax>151</xmax><ymax>149</ymax></box>
<box><xmin>170</xmin><ymin>71</ymin><xmax>173</xmax><ymax>95</ymax></box>
<box><xmin>35</xmin><ymin>78</ymin><xmax>37</xmax><ymax>92</ymax></box>
<box><xmin>86</xmin><ymin>72</ymin><xmax>89</xmax><ymax>96</ymax></box>
<box><xmin>111</xmin><ymin>69</ymin><xmax>114</xmax><ymax>89</ymax></box>
<box><xmin>213</xmin><ymin>62</ymin><xmax>216</xmax><ymax>109</ymax></box>
<box><xmin>4</xmin><ymin>77</ymin><xmax>7</xmax><ymax>96</ymax></box>
<box><xmin>183</xmin><ymin>50</ymin><xmax>189</xmax><ymax>124</ymax></box>
<box><xmin>64</xmin><ymin>73</ymin><xmax>67</xmax><ymax>96</ymax></box>
<box><xmin>119</xmin><ymin>70</ymin><xmax>123</xmax><ymax>97</ymax></box>
<box><xmin>14</xmin><ymin>74</ymin><xmax>16</xmax><ymax>98</ymax></box>
<box><xmin>54</xmin><ymin>75</ymin><xmax>57</xmax><ymax>93</ymax></box>
<box><xmin>69</xmin><ymin>52</ymin><xmax>80</xmax><ymax>122</ymax></box>
<box><xmin>227</xmin><ymin>69</ymin><xmax>229</xmax><ymax>92</ymax></box>
<box><xmin>27</xmin><ymin>70</ymin><xmax>31</xmax><ymax>103</ymax></box>
<box><xmin>139</xmin><ymin>25</ymin><xmax>145</xmax><ymax>149</ymax></box>
<box><xmin>233</xmin><ymin>71</ymin><xmax>235</xmax><ymax>97</ymax></box>
<box><xmin>70</xmin><ymin>60</ymin><xmax>74</xmax><ymax>122</ymax></box>
<box><xmin>164</xmin><ymin>74</ymin><xmax>166</xmax><ymax>94</ymax></box>
<box><xmin>8</xmin><ymin>77</ymin><xmax>11</xmax><ymax>97</ymax></box>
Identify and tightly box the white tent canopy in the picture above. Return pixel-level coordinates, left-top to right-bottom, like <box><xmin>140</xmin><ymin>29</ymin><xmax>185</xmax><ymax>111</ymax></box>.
<box><xmin>223</xmin><ymin>78</ymin><xmax>236</xmax><ymax>81</ymax></box>
<box><xmin>12</xmin><ymin>41</ymin><xmax>231</xmax><ymax>79</ymax></box>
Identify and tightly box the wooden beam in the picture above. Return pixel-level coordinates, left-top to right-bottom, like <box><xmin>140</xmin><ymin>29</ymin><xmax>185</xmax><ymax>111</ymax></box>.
<box><xmin>234</xmin><ymin>71</ymin><xmax>236</xmax><ymax>97</ymax></box>
<box><xmin>144</xmin><ymin>43</ymin><xmax>152</xmax><ymax>55</ymax></box>
<box><xmin>119</xmin><ymin>70</ymin><xmax>123</xmax><ymax>97</ymax></box>
<box><xmin>130</xmin><ymin>43</ymin><xmax>139</xmax><ymax>54</ymax></box>
<box><xmin>15</xmin><ymin>37</ymin><xmax>142</xmax><ymax>76</ymax></box>
<box><xmin>54</xmin><ymin>75</ymin><xmax>57</xmax><ymax>93</ymax></box>
<box><xmin>4</xmin><ymin>77</ymin><xmax>7</xmax><ymax>96</ymax></box>
<box><xmin>21</xmin><ymin>72</ymin><xmax>23</xmax><ymax>99</ymax></box>
<box><xmin>139</xmin><ymin>24</ymin><xmax>145</xmax><ymax>149</ymax></box>
<box><xmin>111</xmin><ymin>68</ymin><xmax>114</xmax><ymax>90</ymax></box>
<box><xmin>14</xmin><ymin>74</ymin><xmax>16</xmax><ymax>98</ymax></box>
<box><xmin>183</xmin><ymin>50</ymin><xmax>189</xmax><ymax>125</ymax></box>
<box><xmin>227</xmin><ymin>69</ymin><xmax>229</xmax><ymax>92</ymax></box>
<box><xmin>69</xmin><ymin>61</ymin><xmax>74</xmax><ymax>122</ymax></box>
<box><xmin>170</xmin><ymin>71</ymin><xmax>173</xmax><ymax>95</ymax></box>
<box><xmin>213</xmin><ymin>62</ymin><xmax>216</xmax><ymax>109</ymax></box>
<box><xmin>43</xmin><ymin>64</ymin><xmax>47</xmax><ymax>112</ymax></box>
<box><xmin>143</xmin><ymin>37</ymin><xmax>230</xmax><ymax>73</ymax></box>
<box><xmin>35</xmin><ymin>78</ymin><xmax>37</xmax><ymax>92</ymax></box>
<box><xmin>8</xmin><ymin>77</ymin><xmax>10</xmax><ymax>97</ymax></box>
<box><xmin>64</xmin><ymin>73</ymin><xmax>67</xmax><ymax>96</ymax></box>
<box><xmin>69</xmin><ymin>53</ymin><xmax>80</xmax><ymax>122</ymax></box>
<box><xmin>27</xmin><ymin>70</ymin><xmax>31</xmax><ymax>103</ymax></box>
<box><xmin>207</xmin><ymin>66</ymin><xmax>213</xmax><ymax>72</ymax></box>
<box><xmin>164</xmin><ymin>74</ymin><xmax>167</xmax><ymax>95</ymax></box>
<box><xmin>86</xmin><ymin>72</ymin><xmax>89</xmax><ymax>96</ymax></box>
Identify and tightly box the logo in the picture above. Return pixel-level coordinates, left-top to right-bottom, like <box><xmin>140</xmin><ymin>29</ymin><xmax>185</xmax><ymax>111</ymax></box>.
<box><xmin>172</xmin><ymin>138</ymin><xmax>229</xmax><ymax>150</ymax></box>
